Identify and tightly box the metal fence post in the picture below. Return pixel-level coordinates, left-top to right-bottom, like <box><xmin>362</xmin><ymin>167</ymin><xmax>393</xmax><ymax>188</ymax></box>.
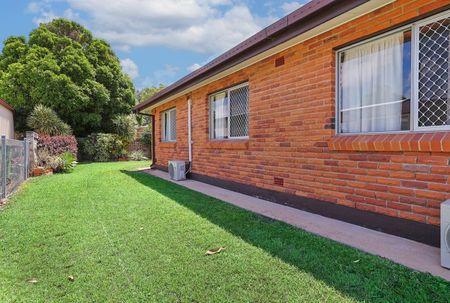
<box><xmin>1</xmin><ymin>136</ymin><xmax>6</xmax><ymax>199</ymax></box>
<box><xmin>23</xmin><ymin>139</ymin><xmax>29</xmax><ymax>180</ymax></box>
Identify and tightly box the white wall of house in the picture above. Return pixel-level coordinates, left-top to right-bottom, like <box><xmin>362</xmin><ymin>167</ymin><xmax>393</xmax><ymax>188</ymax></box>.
<box><xmin>0</xmin><ymin>105</ymin><xmax>14</xmax><ymax>139</ymax></box>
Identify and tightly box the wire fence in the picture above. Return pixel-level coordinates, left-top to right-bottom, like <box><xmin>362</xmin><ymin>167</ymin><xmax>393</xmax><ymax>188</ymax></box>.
<box><xmin>0</xmin><ymin>136</ymin><xmax>29</xmax><ymax>199</ymax></box>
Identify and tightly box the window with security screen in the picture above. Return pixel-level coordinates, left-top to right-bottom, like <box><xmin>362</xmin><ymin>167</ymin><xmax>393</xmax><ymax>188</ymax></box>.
<box><xmin>337</xmin><ymin>11</ymin><xmax>450</xmax><ymax>133</ymax></box>
<box><xmin>417</xmin><ymin>16</ymin><xmax>449</xmax><ymax>128</ymax></box>
<box><xmin>209</xmin><ymin>83</ymin><xmax>249</xmax><ymax>139</ymax></box>
<box><xmin>161</xmin><ymin>108</ymin><xmax>176</xmax><ymax>142</ymax></box>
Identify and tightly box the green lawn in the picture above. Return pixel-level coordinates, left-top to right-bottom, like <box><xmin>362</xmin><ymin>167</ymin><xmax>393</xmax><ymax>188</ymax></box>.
<box><xmin>0</xmin><ymin>162</ymin><xmax>449</xmax><ymax>302</ymax></box>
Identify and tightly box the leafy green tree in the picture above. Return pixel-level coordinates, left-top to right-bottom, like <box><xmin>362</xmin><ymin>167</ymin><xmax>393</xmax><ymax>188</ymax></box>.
<box><xmin>0</xmin><ymin>19</ymin><xmax>135</xmax><ymax>136</ymax></box>
<box><xmin>135</xmin><ymin>84</ymin><xmax>165</xmax><ymax>125</ymax></box>
<box><xmin>137</xmin><ymin>84</ymin><xmax>165</xmax><ymax>103</ymax></box>
<box><xmin>112</xmin><ymin>114</ymin><xmax>136</xmax><ymax>145</ymax></box>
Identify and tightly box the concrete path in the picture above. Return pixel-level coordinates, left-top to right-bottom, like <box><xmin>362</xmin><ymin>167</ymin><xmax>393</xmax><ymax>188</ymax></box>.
<box><xmin>142</xmin><ymin>168</ymin><xmax>450</xmax><ymax>281</ymax></box>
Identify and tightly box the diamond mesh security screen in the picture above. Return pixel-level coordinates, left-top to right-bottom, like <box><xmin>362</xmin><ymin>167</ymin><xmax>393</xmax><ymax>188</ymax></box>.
<box><xmin>169</xmin><ymin>109</ymin><xmax>176</xmax><ymax>141</ymax></box>
<box><xmin>229</xmin><ymin>85</ymin><xmax>249</xmax><ymax>137</ymax></box>
<box><xmin>418</xmin><ymin>15</ymin><xmax>450</xmax><ymax>128</ymax></box>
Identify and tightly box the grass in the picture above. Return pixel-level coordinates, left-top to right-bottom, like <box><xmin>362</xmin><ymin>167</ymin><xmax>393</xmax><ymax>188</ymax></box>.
<box><xmin>0</xmin><ymin>161</ymin><xmax>449</xmax><ymax>302</ymax></box>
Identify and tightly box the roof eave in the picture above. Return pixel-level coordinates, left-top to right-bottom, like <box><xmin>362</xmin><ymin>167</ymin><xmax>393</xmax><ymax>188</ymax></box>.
<box><xmin>133</xmin><ymin>0</ymin><xmax>370</xmax><ymax>113</ymax></box>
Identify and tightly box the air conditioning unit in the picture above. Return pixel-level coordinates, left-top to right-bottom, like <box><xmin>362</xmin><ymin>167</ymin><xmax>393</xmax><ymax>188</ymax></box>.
<box><xmin>441</xmin><ymin>199</ymin><xmax>450</xmax><ymax>268</ymax></box>
<box><xmin>168</xmin><ymin>160</ymin><xmax>186</xmax><ymax>181</ymax></box>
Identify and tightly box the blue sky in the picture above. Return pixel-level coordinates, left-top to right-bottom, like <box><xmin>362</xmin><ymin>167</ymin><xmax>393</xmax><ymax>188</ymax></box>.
<box><xmin>0</xmin><ymin>0</ymin><xmax>308</xmax><ymax>90</ymax></box>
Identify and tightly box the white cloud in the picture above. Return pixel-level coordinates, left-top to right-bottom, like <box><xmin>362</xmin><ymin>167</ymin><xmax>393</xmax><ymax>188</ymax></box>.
<box><xmin>26</xmin><ymin>0</ymin><xmax>279</xmax><ymax>55</ymax></box>
<box><xmin>59</xmin><ymin>0</ymin><xmax>271</xmax><ymax>55</ymax></box>
<box><xmin>139</xmin><ymin>64</ymin><xmax>179</xmax><ymax>88</ymax></box>
<box><xmin>63</xmin><ymin>8</ymin><xmax>81</xmax><ymax>21</ymax></box>
<box><xmin>115</xmin><ymin>45</ymin><xmax>131</xmax><ymax>53</ymax></box>
<box><xmin>187</xmin><ymin>63</ymin><xmax>202</xmax><ymax>72</ymax></box>
<box><xmin>26</xmin><ymin>2</ymin><xmax>41</xmax><ymax>13</ymax></box>
<box><xmin>32</xmin><ymin>10</ymin><xmax>58</xmax><ymax>25</ymax></box>
<box><xmin>26</xmin><ymin>1</ymin><xmax>59</xmax><ymax>25</ymax></box>
<box><xmin>281</xmin><ymin>2</ymin><xmax>304</xmax><ymax>15</ymax></box>
<box><xmin>120</xmin><ymin>58</ymin><xmax>139</xmax><ymax>79</ymax></box>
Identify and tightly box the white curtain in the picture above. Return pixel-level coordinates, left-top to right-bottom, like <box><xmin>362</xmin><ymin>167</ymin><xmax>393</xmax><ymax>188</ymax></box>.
<box><xmin>212</xmin><ymin>92</ymin><xmax>228</xmax><ymax>139</ymax></box>
<box><xmin>340</xmin><ymin>32</ymin><xmax>404</xmax><ymax>133</ymax></box>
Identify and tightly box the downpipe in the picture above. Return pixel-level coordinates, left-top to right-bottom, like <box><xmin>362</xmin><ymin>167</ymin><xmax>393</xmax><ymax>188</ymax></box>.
<box><xmin>186</xmin><ymin>97</ymin><xmax>193</xmax><ymax>175</ymax></box>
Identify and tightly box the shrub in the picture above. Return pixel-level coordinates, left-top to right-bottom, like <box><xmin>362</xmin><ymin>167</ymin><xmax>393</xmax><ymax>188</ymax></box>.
<box><xmin>59</xmin><ymin>152</ymin><xmax>77</xmax><ymax>172</ymax></box>
<box><xmin>38</xmin><ymin>134</ymin><xmax>78</xmax><ymax>159</ymax></box>
<box><xmin>112</xmin><ymin>114</ymin><xmax>136</xmax><ymax>145</ymax></box>
<box><xmin>36</xmin><ymin>134</ymin><xmax>78</xmax><ymax>174</ymax></box>
<box><xmin>37</xmin><ymin>149</ymin><xmax>77</xmax><ymax>173</ymax></box>
<box><xmin>27</xmin><ymin>104</ymin><xmax>72</xmax><ymax>136</ymax></box>
<box><xmin>37</xmin><ymin>148</ymin><xmax>56</xmax><ymax>168</ymax></box>
<box><xmin>76</xmin><ymin>137</ymin><xmax>89</xmax><ymax>161</ymax></box>
<box><xmin>128</xmin><ymin>150</ymin><xmax>148</xmax><ymax>161</ymax></box>
<box><xmin>139</xmin><ymin>128</ymin><xmax>152</xmax><ymax>145</ymax></box>
<box><xmin>78</xmin><ymin>133</ymin><xmax>125</xmax><ymax>162</ymax></box>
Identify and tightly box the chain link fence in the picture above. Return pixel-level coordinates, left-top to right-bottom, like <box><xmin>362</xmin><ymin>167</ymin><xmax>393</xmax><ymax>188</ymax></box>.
<box><xmin>0</xmin><ymin>136</ymin><xmax>29</xmax><ymax>199</ymax></box>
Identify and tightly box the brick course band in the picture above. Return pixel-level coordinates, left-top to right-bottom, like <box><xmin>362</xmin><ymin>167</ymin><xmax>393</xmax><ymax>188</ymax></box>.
<box><xmin>329</xmin><ymin>133</ymin><xmax>450</xmax><ymax>152</ymax></box>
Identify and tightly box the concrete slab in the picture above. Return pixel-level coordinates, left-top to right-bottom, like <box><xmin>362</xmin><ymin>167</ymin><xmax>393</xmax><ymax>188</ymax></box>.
<box><xmin>142</xmin><ymin>168</ymin><xmax>450</xmax><ymax>281</ymax></box>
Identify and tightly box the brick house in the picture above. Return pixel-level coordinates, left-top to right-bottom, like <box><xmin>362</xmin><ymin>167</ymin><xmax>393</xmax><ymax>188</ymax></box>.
<box><xmin>134</xmin><ymin>0</ymin><xmax>450</xmax><ymax>247</ymax></box>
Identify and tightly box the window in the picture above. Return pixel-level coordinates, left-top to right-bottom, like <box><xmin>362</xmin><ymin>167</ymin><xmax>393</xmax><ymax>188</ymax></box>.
<box><xmin>337</xmin><ymin>11</ymin><xmax>450</xmax><ymax>134</ymax></box>
<box><xmin>209</xmin><ymin>83</ymin><xmax>249</xmax><ymax>139</ymax></box>
<box><xmin>161</xmin><ymin>108</ymin><xmax>176</xmax><ymax>142</ymax></box>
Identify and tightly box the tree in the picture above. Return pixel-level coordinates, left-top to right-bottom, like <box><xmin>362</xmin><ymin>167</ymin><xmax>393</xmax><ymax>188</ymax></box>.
<box><xmin>112</xmin><ymin>114</ymin><xmax>136</xmax><ymax>145</ymax></box>
<box><xmin>137</xmin><ymin>84</ymin><xmax>165</xmax><ymax>104</ymax></box>
<box><xmin>0</xmin><ymin>19</ymin><xmax>135</xmax><ymax>136</ymax></box>
<box><xmin>135</xmin><ymin>84</ymin><xmax>165</xmax><ymax>125</ymax></box>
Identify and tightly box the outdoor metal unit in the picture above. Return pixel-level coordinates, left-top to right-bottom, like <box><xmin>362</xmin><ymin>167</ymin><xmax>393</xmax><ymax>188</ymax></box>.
<box><xmin>168</xmin><ymin>160</ymin><xmax>186</xmax><ymax>181</ymax></box>
<box><xmin>441</xmin><ymin>199</ymin><xmax>450</xmax><ymax>268</ymax></box>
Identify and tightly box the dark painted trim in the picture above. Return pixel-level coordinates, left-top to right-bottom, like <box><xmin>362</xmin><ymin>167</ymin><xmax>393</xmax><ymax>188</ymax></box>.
<box><xmin>150</xmin><ymin>114</ymin><xmax>156</xmax><ymax>164</ymax></box>
<box><xmin>151</xmin><ymin>165</ymin><xmax>440</xmax><ymax>247</ymax></box>
<box><xmin>152</xmin><ymin>164</ymin><xmax>168</xmax><ymax>172</ymax></box>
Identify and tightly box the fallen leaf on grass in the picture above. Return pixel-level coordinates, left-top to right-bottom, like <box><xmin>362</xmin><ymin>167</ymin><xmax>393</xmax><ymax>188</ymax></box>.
<box><xmin>205</xmin><ymin>247</ymin><xmax>225</xmax><ymax>256</ymax></box>
<box><xmin>353</xmin><ymin>259</ymin><xmax>360</xmax><ymax>263</ymax></box>
<box><xmin>27</xmin><ymin>278</ymin><xmax>38</xmax><ymax>284</ymax></box>
<box><xmin>68</xmin><ymin>275</ymin><xmax>75</xmax><ymax>282</ymax></box>
<box><xmin>139</xmin><ymin>227</ymin><xmax>144</xmax><ymax>230</ymax></box>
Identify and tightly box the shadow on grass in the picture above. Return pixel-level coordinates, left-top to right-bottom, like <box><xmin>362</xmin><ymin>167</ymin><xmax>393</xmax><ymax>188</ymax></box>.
<box><xmin>122</xmin><ymin>170</ymin><xmax>450</xmax><ymax>302</ymax></box>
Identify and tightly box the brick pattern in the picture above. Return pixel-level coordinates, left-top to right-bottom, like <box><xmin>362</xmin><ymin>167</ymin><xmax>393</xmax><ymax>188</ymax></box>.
<box><xmin>329</xmin><ymin>133</ymin><xmax>450</xmax><ymax>152</ymax></box>
<box><xmin>153</xmin><ymin>0</ymin><xmax>450</xmax><ymax>226</ymax></box>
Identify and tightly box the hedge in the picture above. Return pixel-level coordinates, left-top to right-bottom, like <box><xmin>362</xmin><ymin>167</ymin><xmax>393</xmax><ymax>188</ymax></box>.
<box><xmin>37</xmin><ymin>134</ymin><xmax>78</xmax><ymax>158</ymax></box>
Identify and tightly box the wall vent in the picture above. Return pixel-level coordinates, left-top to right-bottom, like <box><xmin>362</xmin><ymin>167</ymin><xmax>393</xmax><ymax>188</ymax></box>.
<box><xmin>275</xmin><ymin>56</ymin><xmax>285</xmax><ymax>67</ymax></box>
<box><xmin>274</xmin><ymin>177</ymin><xmax>284</xmax><ymax>186</ymax></box>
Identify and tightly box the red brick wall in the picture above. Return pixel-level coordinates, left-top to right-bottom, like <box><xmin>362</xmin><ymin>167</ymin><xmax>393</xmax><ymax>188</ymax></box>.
<box><xmin>153</xmin><ymin>0</ymin><xmax>450</xmax><ymax>226</ymax></box>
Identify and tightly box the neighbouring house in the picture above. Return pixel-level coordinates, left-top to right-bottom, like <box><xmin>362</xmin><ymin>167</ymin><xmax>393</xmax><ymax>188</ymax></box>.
<box><xmin>134</xmin><ymin>0</ymin><xmax>450</xmax><ymax>247</ymax></box>
<box><xmin>0</xmin><ymin>99</ymin><xmax>14</xmax><ymax>139</ymax></box>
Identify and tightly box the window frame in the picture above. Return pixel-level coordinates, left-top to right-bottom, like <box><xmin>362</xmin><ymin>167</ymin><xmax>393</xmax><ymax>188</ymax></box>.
<box><xmin>161</xmin><ymin>107</ymin><xmax>176</xmax><ymax>142</ymax></box>
<box><xmin>209</xmin><ymin>82</ymin><xmax>249</xmax><ymax>140</ymax></box>
<box><xmin>336</xmin><ymin>10</ymin><xmax>450</xmax><ymax>135</ymax></box>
